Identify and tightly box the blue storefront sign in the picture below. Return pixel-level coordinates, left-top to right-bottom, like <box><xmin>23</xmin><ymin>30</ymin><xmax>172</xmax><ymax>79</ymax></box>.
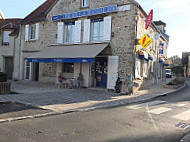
<box><xmin>27</xmin><ymin>58</ymin><xmax>95</xmax><ymax>63</ymax></box>
<box><xmin>52</xmin><ymin>5</ymin><xmax>117</xmax><ymax>21</ymax></box>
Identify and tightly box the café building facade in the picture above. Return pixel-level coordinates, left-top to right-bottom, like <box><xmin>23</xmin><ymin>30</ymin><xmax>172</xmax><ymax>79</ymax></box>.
<box><xmin>18</xmin><ymin>0</ymin><xmax>169</xmax><ymax>90</ymax></box>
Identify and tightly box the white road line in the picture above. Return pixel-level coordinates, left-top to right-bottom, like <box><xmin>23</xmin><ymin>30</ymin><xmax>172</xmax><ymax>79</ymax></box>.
<box><xmin>172</xmin><ymin>110</ymin><xmax>190</xmax><ymax>121</ymax></box>
<box><xmin>148</xmin><ymin>107</ymin><xmax>172</xmax><ymax>114</ymax></box>
<box><xmin>126</xmin><ymin>100</ymin><xmax>166</xmax><ymax>110</ymax></box>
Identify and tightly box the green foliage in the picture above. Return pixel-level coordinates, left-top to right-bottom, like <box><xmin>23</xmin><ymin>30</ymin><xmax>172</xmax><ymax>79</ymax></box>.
<box><xmin>167</xmin><ymin>78</ymin><xmax>185</xmax><ymax>85</ymax></box>
<box><xmin>171</xmin><ymin>66</ymin><xmax>184</xmax><ymax>76</ymax></box>
<box><xmin>0</xmin><ymin>72</ymin><xmax>7</xmax><ymax>82</ymax></box>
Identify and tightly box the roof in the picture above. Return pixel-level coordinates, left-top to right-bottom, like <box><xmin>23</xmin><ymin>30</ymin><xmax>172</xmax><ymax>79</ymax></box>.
<box><xmin>154</xmin><ymin>21</ymin><xmax>166</xmax><ymax>26</ymax></box>
<box><xmin>0</xmin><ymin>19</ymin><xmax>22</xmax><ymax>29</ymax></box>
<box><xmin>158</xmin><ymin>27</ymin><xmax>170</xmax><ymax>41</ymax></box>
<box><xmin>28</xmin><ymin>43</ymin><xmax>109</xmax><ymax>59</ymax></box>
<box><xmin>21</xmin><ymin>0</ymin><xmax>58</xmax><ymax>24</ymax></box>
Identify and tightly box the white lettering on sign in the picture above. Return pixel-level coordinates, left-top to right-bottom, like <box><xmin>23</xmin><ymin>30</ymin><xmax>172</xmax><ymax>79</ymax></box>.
<box><xmin>118</xmin><ymin>5</ymin><xmax>131</xmax><ymax>11</ymax></box>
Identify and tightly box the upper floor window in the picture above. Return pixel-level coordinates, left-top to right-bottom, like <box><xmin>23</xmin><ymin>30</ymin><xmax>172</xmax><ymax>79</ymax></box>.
<box><xmin>81</xmin><ymin>0</ymin><xmax>89</xmax><ymax>7</ymax></box>
<box><xmin>91</xmin><ymin>18</ymin><xmax>104</xmax><ymax>42</ymax></box>
<box><xmin>65</xmin><ymin>22</ymin><xmax>75</xmax><ymax>43</ymax></box>
<box><xmin>29</xmin><ymin>24</ymin><xmax>36</xmax><ymax>40</ymax></box>
<box><xmin>25</xmin><ymin>23</ymin><xmax>40</xmax><ymax>42</ymax></box>
<box><xmin>2</xmin><ymin>30</ymin><xmax>11</xmax><ymax>46</ymax></box>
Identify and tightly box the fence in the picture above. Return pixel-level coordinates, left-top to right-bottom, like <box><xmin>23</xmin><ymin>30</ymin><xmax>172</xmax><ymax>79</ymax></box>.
<box><xmin>0</xmin><ymin>82</ymin><xmax>11</xmax><ymax>94</ymax></box>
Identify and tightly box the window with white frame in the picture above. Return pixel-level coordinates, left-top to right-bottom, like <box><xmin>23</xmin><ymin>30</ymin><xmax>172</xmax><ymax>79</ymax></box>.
<box><xmin>81</xmin><ymin>0</ymin><xmax>89</xmax><ymax>7</ymax></box>
<box><xmin>29</xmin><ymin>24</ymin><xmax>36</xmax><ymax>40</ymax></box>
<box><xmin>91</xmin><ymin>18</ymin><xmax>104</xmax><ymax>42</ymax></box>
<box><xmin>25</xmin><ymin>23</ymin><xmax>39</xmax><ymax>42</ymax></box>
<box><xmin>2</xmin><ymin>30</ymin><xmax>11</xmax><ymax>46</ymax></box>
<box><xmin>65</xmin><ymin>22</ymin><xmax>75</xmax><ymax>43</ymax></box>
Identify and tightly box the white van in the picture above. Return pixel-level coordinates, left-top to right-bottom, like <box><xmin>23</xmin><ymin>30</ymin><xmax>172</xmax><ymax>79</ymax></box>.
<box><xmin>165</xmin><ymin>69</ymin><xmax>172</xmax><ymax>78</ymax></box>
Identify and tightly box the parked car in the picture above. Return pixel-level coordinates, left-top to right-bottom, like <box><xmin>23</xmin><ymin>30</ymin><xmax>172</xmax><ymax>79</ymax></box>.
<box><xmin>165</xmin><ymin>69</ymin><xmax>172</xmax><ymax>78</ymax></box>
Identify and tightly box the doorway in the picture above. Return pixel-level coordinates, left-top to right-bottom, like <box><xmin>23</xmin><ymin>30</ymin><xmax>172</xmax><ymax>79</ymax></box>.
<box><xmin>4</xmin><ymin>57</ymin><xmax>13</xmax><ymax>79</ymax></box>
<box><xmin>95</xmin><ymin>57</ymin><xmax>108</xmax><ymax>88</ymax></box>
<box><xmin>32</xmin><ymin>63</ymin><xmax>39</xmax><ymax>81</ymax></box>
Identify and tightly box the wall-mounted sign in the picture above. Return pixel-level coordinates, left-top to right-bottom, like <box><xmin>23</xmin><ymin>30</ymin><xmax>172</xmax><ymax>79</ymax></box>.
<box><xmin>154</xmin><ymin>33</ymin><xmax>160</xmax><ymax>40</ymax></box>
<box><xmin>52</xmin><ymin>5</ymin><xmax>117</xmax><ymax>21</ymax></box>
<box><xmin>145</xmin><ymin>9</ymin><xmax>153</xmax><ymax>29</ymax></box>
<box><xmin>138</xmin><ymin>35</ymin><xmax>152</xmax><ymax>49</ymax></box>
<box><xmin>159</xmin><ymin>43</ymin><xmax>164</xmax><ymax>57</ymax></box>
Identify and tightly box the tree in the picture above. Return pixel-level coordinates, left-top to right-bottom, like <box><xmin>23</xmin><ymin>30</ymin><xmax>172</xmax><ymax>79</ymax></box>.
<box><xmin>171</xmin><ymin>66</ymin><xmax>184</xmax><ymax>77</ymax></box>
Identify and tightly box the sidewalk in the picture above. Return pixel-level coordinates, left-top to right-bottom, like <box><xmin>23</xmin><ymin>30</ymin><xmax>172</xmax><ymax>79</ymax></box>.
<box><xmin>0</xmin><ymin>79</ymin><xmax>182</xmax><ymax>113</ymax></box>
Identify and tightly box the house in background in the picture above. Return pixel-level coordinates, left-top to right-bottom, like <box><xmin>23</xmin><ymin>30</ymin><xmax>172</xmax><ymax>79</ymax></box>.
<box><xmin>0</xmin><ymin>10</ymin><xmax>22</xmax><ymax>79</ymax></box>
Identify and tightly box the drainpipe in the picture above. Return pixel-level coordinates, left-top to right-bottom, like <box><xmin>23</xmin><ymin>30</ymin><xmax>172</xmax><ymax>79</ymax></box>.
<box><xmin>12</xmin><ymin>35</ymin><xmax>17</xmax><ymax>80</ymax></box>
<box><xmin>18</xmin><ymin>24</ymin><xmax>22</xmax><ymax>80</ymax></box>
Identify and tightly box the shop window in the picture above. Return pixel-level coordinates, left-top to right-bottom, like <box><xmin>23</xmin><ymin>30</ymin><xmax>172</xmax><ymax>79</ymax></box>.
<box><xmin>65</xmin><ymin>22</ymin><xmax>75</xmax><ymax>43</ymax></box>
<box><xmin>29</xmin><ymin>24</ymin><xmax>36</xmax><ymax>40</ymax></box>
<box><xmin>2</xmin><ymin>31</ymin><xmax>11</xmax><ymax>46</ymax></box>
<box><xmin>91</xmin><ymin>18</ymin><xmax>104</xmax><ymax>42</ymax></box>
<box><xmin>63</xmin><ymin>63</ymin><xmax>74</xmax><ymax>73</ymax></box>
<box><xmin>81</xmin><ymin>0</ymin><xmax>89</xmax><ymax>7</ymax></box>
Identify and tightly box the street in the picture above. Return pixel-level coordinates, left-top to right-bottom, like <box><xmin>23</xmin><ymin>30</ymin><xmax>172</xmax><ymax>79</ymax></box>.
<box><xmin>0</xmin><ymin>78</ymin><xmax>189</xmax><ymax>142</ymax></box>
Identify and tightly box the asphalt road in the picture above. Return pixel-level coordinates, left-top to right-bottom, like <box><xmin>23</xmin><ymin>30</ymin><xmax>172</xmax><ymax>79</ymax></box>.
<box><xmin>0</xmin><ymin>78</ymin><xmax>189</xmax><ymax>142</ymax></box>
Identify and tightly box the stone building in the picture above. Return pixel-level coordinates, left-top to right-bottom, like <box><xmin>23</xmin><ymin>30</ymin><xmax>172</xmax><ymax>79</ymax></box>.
<box><xmin>0</xmin><ymin>14</ymin><xmax>22</xmax><ymax>79</ymax></box>
<box><xmin>14</xmin><ymin>0</ymin><xmax>169</xmax><ymax>91</ymax></box>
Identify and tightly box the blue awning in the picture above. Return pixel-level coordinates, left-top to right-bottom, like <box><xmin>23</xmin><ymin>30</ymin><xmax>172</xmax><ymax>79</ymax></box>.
<box><xmin>28</xmin><ymin>58</ymin><xmax>94</xmax><ymax>63</ymax></box>
<box><xmin>27</xmin><ymin>43</ymin><xmax>108</xmax><ymax>63</ymax></box>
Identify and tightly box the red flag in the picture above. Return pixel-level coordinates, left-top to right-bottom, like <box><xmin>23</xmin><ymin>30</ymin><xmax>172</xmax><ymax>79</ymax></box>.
<box><xmin>145</xmin><ymin>9</ymin><xmax>153</xmax><ymax>29</ymax></box>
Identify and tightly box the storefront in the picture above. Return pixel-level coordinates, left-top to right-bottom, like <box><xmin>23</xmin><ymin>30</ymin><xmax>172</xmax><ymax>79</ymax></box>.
<box><xmin>27</xmin><ymin>43</ymin><xmax>118</xmax><ymax>89</ymax></box>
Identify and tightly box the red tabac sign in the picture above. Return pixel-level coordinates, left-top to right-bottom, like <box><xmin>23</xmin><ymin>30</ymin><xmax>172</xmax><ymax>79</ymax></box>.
<box><xmin>145</xmin><ymin>9</ymin><xmax>153</xmax><ymax>29</ymax></box>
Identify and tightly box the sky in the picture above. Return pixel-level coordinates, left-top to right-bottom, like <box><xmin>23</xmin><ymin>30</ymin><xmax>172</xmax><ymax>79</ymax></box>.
<box><xmin>0</xmin><ymin>0</ymin><xmax>190</xmax><ymax>57</ymax></box>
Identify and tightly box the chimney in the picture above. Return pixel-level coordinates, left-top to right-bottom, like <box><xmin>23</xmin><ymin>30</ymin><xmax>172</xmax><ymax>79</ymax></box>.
<box><xmin>154</xmin><ymin>20</ymin><xmax>166</xmax><ymax>33</ymax></box>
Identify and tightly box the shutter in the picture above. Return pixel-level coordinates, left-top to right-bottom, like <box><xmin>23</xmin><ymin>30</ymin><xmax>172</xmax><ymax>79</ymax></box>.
<box><xmin>83</xmin><ymin>19</ymin><xmax>91</xmax><ymax>43</ymax></box>
<box><xmin>74</xmin><ymin>20</ymin><xmax>82</xmax><ymax>43</ymax></box>
<box><xmin>135</xmin><ymin>58</ymin><xmax>141</xmax><ymax>78</ymax></box>
<box><xmin>103</xmin><ymin>16</ymin><xmax>112</xmax><ymax>41</ymax></box>
<box><xmin>107</xmin><ymin>56</ymin><xmax>119</xmax><ymax>89</ymax></box>
<box><xmin>143</xmin><ymin>60</ymin><xmax>148</xmax><ymax>77</ymax></box>
<box><xmin>25</xmin><ymin>25</ymin><xmax>29</xmax><ymax>41</ymax></box>
<box><xmin>35</xmin><ymin>23</ymin><xmax>40</xmax><ymax>40</ymax></box>
<box><xmin>151</xmin><ymin>61</ymin><xmax>154</xmax><ymax>73</ymax></box>
<box><xmin>57</xmin><ymin>22</ymin><xmax>64</xmax><ymax>44</ymax></box>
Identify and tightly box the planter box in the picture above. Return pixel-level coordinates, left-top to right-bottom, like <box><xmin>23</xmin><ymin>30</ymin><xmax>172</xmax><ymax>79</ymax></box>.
<box><xmin>164</xmin><ymin>84</ymin><xmax>183</xmax><ymax>89</ymax></box>
<box><xmin>0</xmin><ymin>82</ymin><xmax>11</xmax><ymax>94</ymax></box>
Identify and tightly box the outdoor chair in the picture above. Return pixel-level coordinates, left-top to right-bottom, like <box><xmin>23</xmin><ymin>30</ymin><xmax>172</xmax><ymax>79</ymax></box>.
<box><xmin>55</xmin><ymin>78</ymin><xmax>68</xmax><ymax>89</ymax></box>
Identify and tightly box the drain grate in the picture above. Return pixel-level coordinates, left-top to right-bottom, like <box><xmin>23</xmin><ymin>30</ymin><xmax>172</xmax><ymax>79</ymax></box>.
<box><xmin>175</xmin><ymin>122</ymin><xmax>190</xmax><ymax>130</ymax></box>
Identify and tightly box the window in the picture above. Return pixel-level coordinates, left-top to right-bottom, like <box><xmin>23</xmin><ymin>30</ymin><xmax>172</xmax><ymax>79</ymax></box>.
<box><xmin>81</xmin><ymin>0</ymin><xmax>89</xmax><ymax>7</ymax></box>
<box><xmin>91</xmin><ymin>18</ymin><xmax>104</xmax><ymax>42</ymax></box>
<box><xmin>65</xmin><ymin>22</ymin><xmax>75</xmax><ymax>43</ymax></box>
<box><xmin>2</xmin><ymin>31</ymin><xmax>11</xmax><ymax>46</ymax></box>
<box><xmin>29</xmin><ymin>24</ymin><xmax>36</xmax><ymax>40</ymax></box>
<box><xmin>63</xmin><ymin>63</ymin><xmax>74</xmax><ymax>73</ymax></box>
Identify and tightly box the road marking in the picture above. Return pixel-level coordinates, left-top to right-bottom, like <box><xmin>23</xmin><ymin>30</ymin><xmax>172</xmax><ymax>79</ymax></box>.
<box><xmin>126</xmin><ymin>100</ymin><xmax>166</xmax><ymax>110</ymax></box>
<box><xmin>175</xmin><ymin>122</ymin><xmax>190</xmax><ymax>130</ymax></box>
<box><xmin>148</xmin><ymin>107</ymin><xmax>172</xmax><ymax>114</ymax></box>
<box><xmin>173</xmin><ymin>110</ymin><xmax>190</xmax><ymax>121</ymax></box>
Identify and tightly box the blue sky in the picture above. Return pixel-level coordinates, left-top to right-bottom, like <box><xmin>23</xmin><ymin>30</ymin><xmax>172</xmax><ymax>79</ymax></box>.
<box><xmin>1</xmin><ymin>0</ymin><xmax>190</xmax><ymax>57</ymax></box>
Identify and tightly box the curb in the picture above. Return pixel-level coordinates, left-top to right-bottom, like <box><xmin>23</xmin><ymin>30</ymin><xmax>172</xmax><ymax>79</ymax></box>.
<box><xmin>0</xmin><ymin>83</ymin><xmax>186</xmax><ymax>124</ymax></box>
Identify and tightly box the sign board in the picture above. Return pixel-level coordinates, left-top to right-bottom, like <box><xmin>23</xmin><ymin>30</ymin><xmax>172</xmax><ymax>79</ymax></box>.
<box><xmin>154</xmin><ymin>33</ymin><xmax>160</xmax><ymax>40</ymax></box>
<box><xmin>145</xmin><ymin>9</ymin><xmax>153</xmax><ymax>29</ymax></box>
<box><xmin>138</xmin><ymin>35</ymin><xmax>152</xmax><ymax>49</ymax></box>
<box><xmin>52</xmin><ymin>5</ymin><xmax>117</xmax><ymax>21</ymax></box>
<box><xmin>159</xmin><ymin>43</ymin><xmax>164</xmax><ymax>57</ymax></box>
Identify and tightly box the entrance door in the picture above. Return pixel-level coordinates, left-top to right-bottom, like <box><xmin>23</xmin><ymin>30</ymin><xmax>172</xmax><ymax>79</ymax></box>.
<box><xmin>32</xmin><ymin>63</ymin><xmax>39</xmax><ymax>81</ymax></box>
<box><xmin>95</xmin><ymin>57</ymin><xmax>108</xmax><ymax>88</ymax></box>
<box><xmin>5</xmin><ymin>57</ymin><xmax>13</xmax><ymax>79</ymax></box>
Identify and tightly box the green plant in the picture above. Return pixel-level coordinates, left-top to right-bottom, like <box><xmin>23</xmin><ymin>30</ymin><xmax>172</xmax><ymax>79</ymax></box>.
<box><xmin>167</xmin><ymin>78</ymin><xmax>185</xmax><ymax>85</ymax></box>
<box><xmin>0</xmin><ymin>72</ymin><xmax>7</xmax><ymax>82</ymax></box>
